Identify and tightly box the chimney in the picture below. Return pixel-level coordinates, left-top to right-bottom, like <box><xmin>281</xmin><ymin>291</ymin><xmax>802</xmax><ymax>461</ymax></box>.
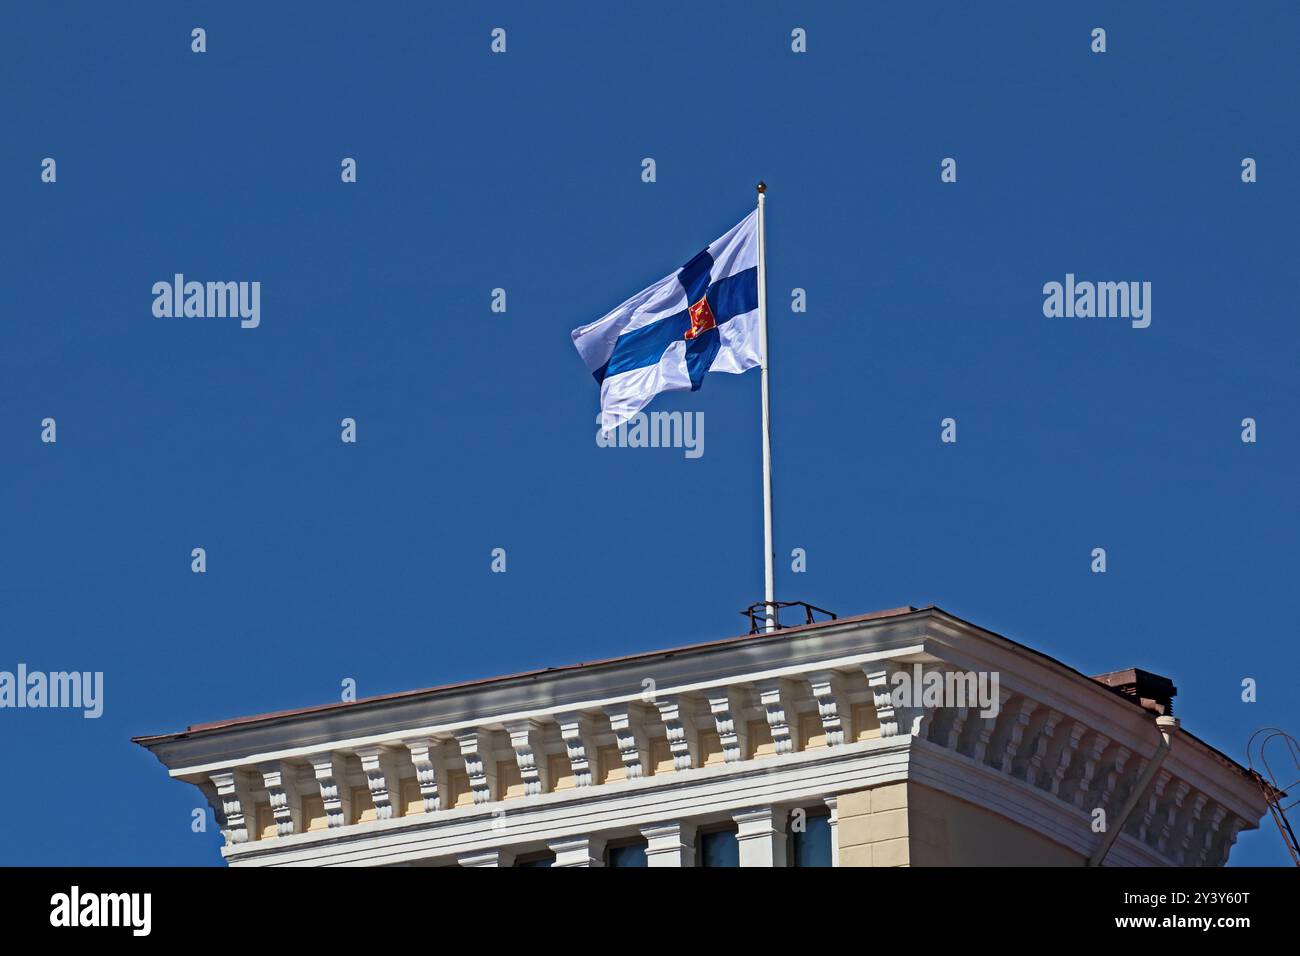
<box><xmin>1091</xmin><ymin>668</ymin><xmax>1177</xmax><ymax>716</ymax></box>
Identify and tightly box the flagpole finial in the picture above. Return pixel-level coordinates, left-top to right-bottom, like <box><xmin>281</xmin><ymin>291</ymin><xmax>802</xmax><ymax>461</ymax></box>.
<box><xmin>756</xmin><ymin>181</ymin><xmax>767</xmax><ymax>194</ymax></box>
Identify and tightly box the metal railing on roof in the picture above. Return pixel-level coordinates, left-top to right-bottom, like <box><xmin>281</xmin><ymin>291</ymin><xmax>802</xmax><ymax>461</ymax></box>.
<box><xmin>741</xmin><ymin>600</ymin><xmax>837</xmax><ymax>635</ymax></box>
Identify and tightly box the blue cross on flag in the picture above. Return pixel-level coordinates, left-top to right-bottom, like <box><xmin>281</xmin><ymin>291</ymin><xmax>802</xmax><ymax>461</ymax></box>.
<box><xmin>571</xmin><ymin>211</ymin><xmax>761</xmax><ymax>431</ymax></box>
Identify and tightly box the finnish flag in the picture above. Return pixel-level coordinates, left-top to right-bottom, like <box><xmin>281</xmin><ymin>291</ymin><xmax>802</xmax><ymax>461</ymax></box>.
<box><xmin>571</xmin><ymin>211</ymin><xmax>761</xmax><ymax>431</ymax></box>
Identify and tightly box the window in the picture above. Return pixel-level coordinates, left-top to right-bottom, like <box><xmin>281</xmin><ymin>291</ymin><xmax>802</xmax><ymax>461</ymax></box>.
<box><xmin>790</xmin><ymin>811</ymin><xmax>832</xmax><ymax>867</ymax></box>
<box><xmin>698</xmin><ymin>827</ymin><xmax>739</xmax><ymax>867</ymax></box>
<box><xmin>515</xmin><ymin>853</ymin><xmax>554</xmax><ymax>868</ymax></box>
<box><xmin>606</xmin><ymin>841</ymin><xmax>648</xmax><ymax>867</ymax></box>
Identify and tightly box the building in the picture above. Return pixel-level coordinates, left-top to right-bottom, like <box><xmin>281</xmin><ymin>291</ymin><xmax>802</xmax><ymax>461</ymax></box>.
<box><xmin>133</xmin><ymin>605</ymin><xmax>1268</xmax><ymax>866</ymax></box>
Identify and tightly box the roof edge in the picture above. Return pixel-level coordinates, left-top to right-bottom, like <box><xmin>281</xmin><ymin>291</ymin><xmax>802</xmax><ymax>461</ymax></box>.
<box><xmin>132</xmin><ymin>604</ymin><xmax>923</xmax><ymax>746</ymax></box>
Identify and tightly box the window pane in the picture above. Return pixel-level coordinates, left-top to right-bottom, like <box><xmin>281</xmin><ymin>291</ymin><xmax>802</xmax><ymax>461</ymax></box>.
<box><xmin>516</xmin><ymin>855</ymin><xmax>553</xmax><ymax>868</ymax></box>
<box><xmin>791</xmin><ymin>814</ymin><xmax>831</xmax><ymax>867</ymax></box>
<box><xmin>607</xmin><ymin>843</ymin><xmax>647</xmax><ymax>867</ymax></box>
<box><xmin>700</xmin><ymin>829</ymin><xmax>739</xmax><ymax>867</ymax></box>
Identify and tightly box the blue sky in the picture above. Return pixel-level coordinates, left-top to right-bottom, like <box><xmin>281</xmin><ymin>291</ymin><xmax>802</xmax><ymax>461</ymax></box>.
<box><xmin>1</xmin><ymin>2</ymin><xmax>1295</xmax><ymax>865</ymax></box>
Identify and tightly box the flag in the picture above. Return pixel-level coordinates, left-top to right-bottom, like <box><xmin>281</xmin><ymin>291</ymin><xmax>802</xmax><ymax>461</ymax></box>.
<box><xmin>571</xmin><ymin>211</ymin><xmax>761</xmax><ymax>431</ymax></box>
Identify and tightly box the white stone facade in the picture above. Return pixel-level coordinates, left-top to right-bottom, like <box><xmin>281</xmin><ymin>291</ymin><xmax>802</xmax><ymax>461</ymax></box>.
<box><xmin>134</xmin><ymin>606</ymin><xmax>1266</xmax><ymax>867</ymax></box>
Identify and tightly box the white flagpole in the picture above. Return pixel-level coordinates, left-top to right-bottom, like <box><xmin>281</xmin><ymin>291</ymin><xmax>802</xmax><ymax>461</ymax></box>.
<box><xmin>756</xmin><ymin>182</ymin><xmax>776</xmax><ymax>632</ymax></box>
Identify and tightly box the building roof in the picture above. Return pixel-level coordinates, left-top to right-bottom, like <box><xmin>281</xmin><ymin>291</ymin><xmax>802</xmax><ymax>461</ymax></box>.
<box><xmin>129</xmin><ymin>603</ymin><xmax>1266</xmax><ymax>794</ymax></box>
<box><xmin>134</xmin><ymin>605</ymin><xmax>918</xmax><ymax>743</ymax></box>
